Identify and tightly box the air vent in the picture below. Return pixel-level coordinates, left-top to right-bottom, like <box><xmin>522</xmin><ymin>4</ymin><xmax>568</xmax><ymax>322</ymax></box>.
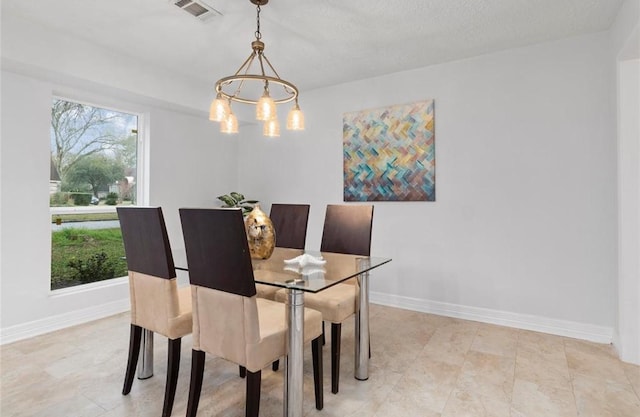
<box><xmin>171</xmin><ymin>0</ymin><xmax>222</xmax><ymax>21</ymax></box>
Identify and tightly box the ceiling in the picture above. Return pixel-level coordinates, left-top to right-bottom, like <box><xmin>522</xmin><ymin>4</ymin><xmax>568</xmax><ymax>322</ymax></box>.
<box><xmin>1</xmin><ymin>0</ymin><xmax>624</xmax><ymax>93</ymax></box>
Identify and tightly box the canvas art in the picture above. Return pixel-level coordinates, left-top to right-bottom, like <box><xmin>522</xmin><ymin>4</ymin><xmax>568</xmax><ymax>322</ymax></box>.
<box><xmin>343</xmin><ymin>100</ymin><xmax>435</xmax><ymax>201</ymax></box>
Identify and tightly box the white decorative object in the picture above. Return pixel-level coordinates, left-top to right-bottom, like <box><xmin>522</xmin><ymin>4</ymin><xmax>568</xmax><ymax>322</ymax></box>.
<box><xmin>284</xmin><ymin>265</ymin><xmax>326</xmax><ymax>275</ymax></box>
<box><xmin>283</xmin><ymin>253</ymin><xmax>326</xmax><ymax>268</ymax></box>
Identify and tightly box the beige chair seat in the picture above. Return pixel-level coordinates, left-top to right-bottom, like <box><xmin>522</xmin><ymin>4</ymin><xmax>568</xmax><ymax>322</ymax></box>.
<box><xmin>256</xmin><ymin>298</ymin><xmax>322</xmax><ymax>344</ymax></box>
<box><xmin>129</xmin><ymin>271</ymin><xmax>193</xmax><ymax>340</ymax></box>
<box><xmin>276</xmin><ymin>283</ymin><xmax>355</xmax><ymax>324</ymax></box>
<box><xmin>256</xmin><ymin>283</ymin><xmax>281</xmax><ymax>301</ymax></box>
<box><xmin>192</xmin><ymin>286</ymin><xmax>322</xmax><ymax>373</ymax></box>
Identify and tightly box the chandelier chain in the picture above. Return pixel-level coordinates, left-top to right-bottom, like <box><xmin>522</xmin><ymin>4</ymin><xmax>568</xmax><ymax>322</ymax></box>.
<box><xmin>255</xmin><ymin>4</ymin><xmax>262</xmax><ymax>40</ymax></box>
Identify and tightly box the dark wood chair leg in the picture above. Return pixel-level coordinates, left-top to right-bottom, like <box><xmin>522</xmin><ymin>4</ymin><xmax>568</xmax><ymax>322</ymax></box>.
<box><xmin>239</xmin><ymin>365</ymin><xmax>247</xmax><ymax>378</ymax></box>
<box><xmin>321</xmin><ymin>321</ymin><xmax>326</xmax><ymax>346</ymax></box>
<box><xmin>245</xmin><ymin>370</ymin><xmax>261</xmax><ymax>417</ymax></box>
<box><xmin>312</xmin><ymin>336</ymin><xmax>324</xmax><ymax>410</ymax></box>
<box><xmin>162</xmin><ymin>338</ymin><xmax>181</xmax><ymax>417</ymax></box>
<box><xmin>272</xmin><ymin>360</ymin><xmax>279</xmax><ymax>371</ymax></box>
<box><xmin>186</xmin><ymin>350</ymin><xmax>206</xmax><ymax>417</ymax></box>
<box><xmin>122</xmin><ymin>324</ymin><xmax>142</xmax><ymax>395</ymax></box>
<box><xmin>331</xmin><ymin>322</ymin><xmax>341</xmax><ymax>394</ymax></box>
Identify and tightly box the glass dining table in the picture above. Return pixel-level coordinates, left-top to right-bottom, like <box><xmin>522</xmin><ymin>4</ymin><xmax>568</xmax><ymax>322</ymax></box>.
<box><xmin>138</xmin><ymin>247</ymin><xmax>391</xmax><ymax>417</ymax></box>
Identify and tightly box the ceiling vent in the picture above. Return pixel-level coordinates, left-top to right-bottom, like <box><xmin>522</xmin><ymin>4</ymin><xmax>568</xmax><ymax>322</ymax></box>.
<box><xmin>172</xmin><ymin>0</ymin><xmax>222</xmax><ymax>21</ymax></box>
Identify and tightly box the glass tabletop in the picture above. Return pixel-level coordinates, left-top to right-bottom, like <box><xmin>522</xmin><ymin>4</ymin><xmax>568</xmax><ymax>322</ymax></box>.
<box><xmin>251</xmin><ymin>248</ymin><xmax>391</xmax><ymax>293</ymax></box>
<box><xmin>174</xmin><ymin>247</ymin><xmax>391</xmax><ymax>293</ymax></box>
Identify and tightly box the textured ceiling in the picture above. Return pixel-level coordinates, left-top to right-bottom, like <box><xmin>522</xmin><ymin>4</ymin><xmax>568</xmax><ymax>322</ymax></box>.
<box><xmin>1</xmin><ymin>0</ymin><xmax>624</xmax><ymax>92</ymax></box>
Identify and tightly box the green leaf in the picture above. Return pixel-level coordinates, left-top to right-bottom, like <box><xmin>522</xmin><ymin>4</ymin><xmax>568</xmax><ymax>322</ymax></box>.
<box><xmin>218</xmin><ymin>195</ymin><xmax>237</xmax><ymax>207</ymax></box>
<box><xmin>230</xmin><ymin>192</ymin><xmax>244</xmax><ymax>202</ymax></box>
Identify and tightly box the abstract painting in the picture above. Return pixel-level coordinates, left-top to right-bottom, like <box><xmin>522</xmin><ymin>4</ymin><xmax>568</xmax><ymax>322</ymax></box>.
<box><xmin>343</xmin><ymin>100</ymin><xmax>435</xmax><ymax>201</ymax></box>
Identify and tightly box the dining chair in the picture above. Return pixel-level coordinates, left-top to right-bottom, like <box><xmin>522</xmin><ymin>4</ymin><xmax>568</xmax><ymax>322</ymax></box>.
<box><xmin>276</xmin><ymin>204</ymin><xmax>373</xmax><ymax>394</ymax></box>
<box><xmin>270</xmin><ymin>203</ymin><xmax>310</xmax><ymax>249</ymax></box>
<box><xmin>117</xmin><ymin>207</ymin><xmax>192</xmax><ymax>417</ymax></box>
<box><xmin>256</xmin><ymin>203</ymin><xmax>310</xmax><ymax>301</ymax></box>
<box><xmin>179</xmin><ymin>208</ymin><xmax>324</xmax><ymax>417</ymax></box>
<box><xmin>256</xmin><ymin>203</ymin><xmax>311</xmax><ymax>372</ymax></box>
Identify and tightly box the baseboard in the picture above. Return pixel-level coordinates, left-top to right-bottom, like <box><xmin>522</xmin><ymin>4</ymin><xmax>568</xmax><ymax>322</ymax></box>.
<box><xmin>370</xmin><ymin>292</ymin><xmax>613</xmax><ymax>344</ymax></box>
<box><xmin>1</xmin><ymin>291</ymin><xmax>614</xmax><ymax>346</ymax></box>
<box><xmin>0</xmin><ymin>299</ymin><xmax>130</xmax><ymax>345</ymax></box>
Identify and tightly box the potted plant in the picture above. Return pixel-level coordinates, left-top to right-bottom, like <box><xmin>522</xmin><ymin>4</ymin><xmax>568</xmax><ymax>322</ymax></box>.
<box><xmin>216</xmin><ymin>192</ymin><xmax>259</xmax><ymax>216</ymax></box>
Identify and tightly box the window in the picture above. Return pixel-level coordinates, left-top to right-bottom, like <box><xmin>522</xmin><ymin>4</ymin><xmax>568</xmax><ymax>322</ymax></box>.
<box><xmin>49</xmin><ymin>98</ymin><xmax>141</xmax><ymax>290</ymax></box>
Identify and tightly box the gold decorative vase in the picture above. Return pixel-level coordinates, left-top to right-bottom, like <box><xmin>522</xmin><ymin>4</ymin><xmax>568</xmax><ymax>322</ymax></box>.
<box><xmin>244</xmin><ymin>205</ymin><xmax>276</xmax><ymax>259</ymax></box>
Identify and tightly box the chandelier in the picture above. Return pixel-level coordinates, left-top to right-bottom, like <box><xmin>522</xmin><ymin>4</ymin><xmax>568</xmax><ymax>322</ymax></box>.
<box><xmin>209</xmin><ymin>0</ymin><xmax>304</xmax><ymax>137</ymax></box>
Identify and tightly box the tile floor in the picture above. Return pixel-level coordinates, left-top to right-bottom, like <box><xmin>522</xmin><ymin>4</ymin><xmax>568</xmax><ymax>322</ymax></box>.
<box><xmin>1</xmin><ymin>304</ymin><xmax>638</xmax><ymax>416</ymax></box>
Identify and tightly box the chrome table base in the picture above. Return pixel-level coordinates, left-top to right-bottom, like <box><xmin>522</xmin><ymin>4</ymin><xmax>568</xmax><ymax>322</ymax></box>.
<box><xmin>355</xmin><ymin>258</ymin><xmax>371</xmax><ymax>380</ymax></box>
<box><xmin>137</xmin><ymin>329</ymin><xmax>154</xmax><ymax>379</ymax></box>
<box><xmin>284</xmin><ymin>287</ymin><xmax>304</xmax><ymax>417</ymax></box>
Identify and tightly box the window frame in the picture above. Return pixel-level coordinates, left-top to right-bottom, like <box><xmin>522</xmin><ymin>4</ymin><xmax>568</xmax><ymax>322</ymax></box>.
<box><xmin>49</xmin><ymin>94</ymin><xmax>148</xmax><ymax>294</ymax></box>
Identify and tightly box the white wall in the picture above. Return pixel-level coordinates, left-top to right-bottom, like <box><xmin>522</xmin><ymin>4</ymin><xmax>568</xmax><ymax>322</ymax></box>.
<box><xmin>1</xmin><ymin>13</ymin><xmax>209</xmax><ymax>113</ymax></box>
<box><xmin>617</xmin><ymin>58</ymin><xmax>640</xmax><ymax>364</ymax></box>
<box><xmin>613</xmin><ymin>0</ymin><xmax>640</xmax><ymax>364</ymax></box>
<box><xmin>239</xmin><ymin>32</ymin><xmax>618</xmax><ymax>341</ymax></box>
<box><xmin>0</xmin><ymin>69</ymin><xmax>237</xmax><ymax>342</ymax></box>
<box><xmin>147</xmin><ymin>108</ymin><xmax>238</xmax><ymax>249</ymax></box>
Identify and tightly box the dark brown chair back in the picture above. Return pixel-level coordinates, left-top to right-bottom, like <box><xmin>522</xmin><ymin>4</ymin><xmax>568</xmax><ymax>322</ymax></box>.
<box><xmin>269</xmin><ymin>203</ymin><xmax>310</xmax><ymax>250</ymax></box>
<box><xmin>179</xmin><ymin>208</ymin><xmax>256</xmax><ymax>297</ymax></box>
<box><xmin>117</xmin><ymin>207</ymin><xmax>176</xmax><ymax>279</ymax></box>
<box><xmin>320</xmin><ymin>204</ymin><xmax>373</xmax><ymax>256</ymax></box>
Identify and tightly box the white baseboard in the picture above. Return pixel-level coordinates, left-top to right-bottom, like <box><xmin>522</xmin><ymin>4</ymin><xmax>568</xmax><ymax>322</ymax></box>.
<box><xmin>370</xmin><ymin>291</ymin><xmax>613</xmax><ymax>344</ymax></box>
<box><xmin>1</xmin><ymin>291</ymin><xmax>615</xmax><ymax>347</ymax></box>
<box><xmin>0</xmin><ymin>299</ymin><xmax>130</xmax><ymax>345</ymax></box>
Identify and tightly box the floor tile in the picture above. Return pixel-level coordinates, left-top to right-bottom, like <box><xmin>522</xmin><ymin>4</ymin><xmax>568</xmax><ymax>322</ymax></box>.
<box><xmin>571</xmin><ymin>374</ymin><xmax>640</xmax><ymax>417</ymax></box>
<box><xmin>510</xmin><ymin>378</ymin><xmax>577</xmax><ymax>417</ymax></box>
<box><xmin>1</xmin><ymin>306</ymin><xmax>638</xmax><ymax>417</ymax></box>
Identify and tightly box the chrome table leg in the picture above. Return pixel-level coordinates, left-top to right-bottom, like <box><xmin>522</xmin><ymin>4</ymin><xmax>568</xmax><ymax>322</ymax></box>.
<box><xmin>284</xmin><ymin>287</ymin><xmax>304</xmax><ymax>417</ymax></box>
<box><xmin>355</xmin><ymin>258</ymin><xmax>371</xmax><ymax>381</ymax></box>
<box><xmin>137</xmin><ymin>329</ymin><xmax>153</xmax><ymax>379</ymax></box>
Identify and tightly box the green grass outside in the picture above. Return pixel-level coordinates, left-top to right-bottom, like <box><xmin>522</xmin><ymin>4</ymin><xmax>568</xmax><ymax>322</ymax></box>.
<box><xmin>51</xmin><ymin>212</ymin><xmax>119</xmax><ymax>223</ymax></box>
<box><xmin>51</xmin><ymin>227</ymin><xmax>127</xmax><ymax>290</ymax></box>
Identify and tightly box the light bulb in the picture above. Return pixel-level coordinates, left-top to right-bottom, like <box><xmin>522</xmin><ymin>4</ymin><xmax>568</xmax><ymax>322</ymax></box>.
<box><xmin>209</xmin><ymin>93</ymin><xmax>229</xmax><ymax>122</ymax></box>
<box><xmin>220</xmin><ymin>110</ymin><xmax>238</xmax><ymax>134</ymax></box>
<box><xmin>286</xmin><ymin>102</ymin><xmax>305</xmax><ymax>131</ymax></box>
<box><xmin>256</xmin><ymin>88</ymin><xmax>276</xmax><ymax>121</ymax></box>
<box><xmin>263</xmin><ymin>118</ymin><xmax>280</xmax><ymax>137</ymax></box>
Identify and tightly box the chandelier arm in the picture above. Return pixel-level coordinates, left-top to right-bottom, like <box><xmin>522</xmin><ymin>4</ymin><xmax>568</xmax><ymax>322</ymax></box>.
<box><xmin>233</xmin><ymin>52</ymin><xmax>258</xmax><ymax>97</ymax></box>
<box><xmin>261</xmin><ymin>54</ymin><xmax>283</xmax><ymax>80</ymax></box>
<box><xmin>262</xmin><ymin>54</ymin><xmax>297</xmax><ymax>97</ymax></box>
<box><xmin>256</xmin><ymin>53</ymin><xmax>269</xmax><ymax>90</ymax></box>
<box><xmin>233</xmin><ymin>51</ymin><xmax>258</xmax><ymax>77</ymax></box>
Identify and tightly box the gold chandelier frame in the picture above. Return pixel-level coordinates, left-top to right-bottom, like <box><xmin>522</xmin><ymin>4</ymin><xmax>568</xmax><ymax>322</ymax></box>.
<box><xmin>209</xmin><ymin>0</ymin><xmax>304</xmax><ymax>136</ymax></box>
